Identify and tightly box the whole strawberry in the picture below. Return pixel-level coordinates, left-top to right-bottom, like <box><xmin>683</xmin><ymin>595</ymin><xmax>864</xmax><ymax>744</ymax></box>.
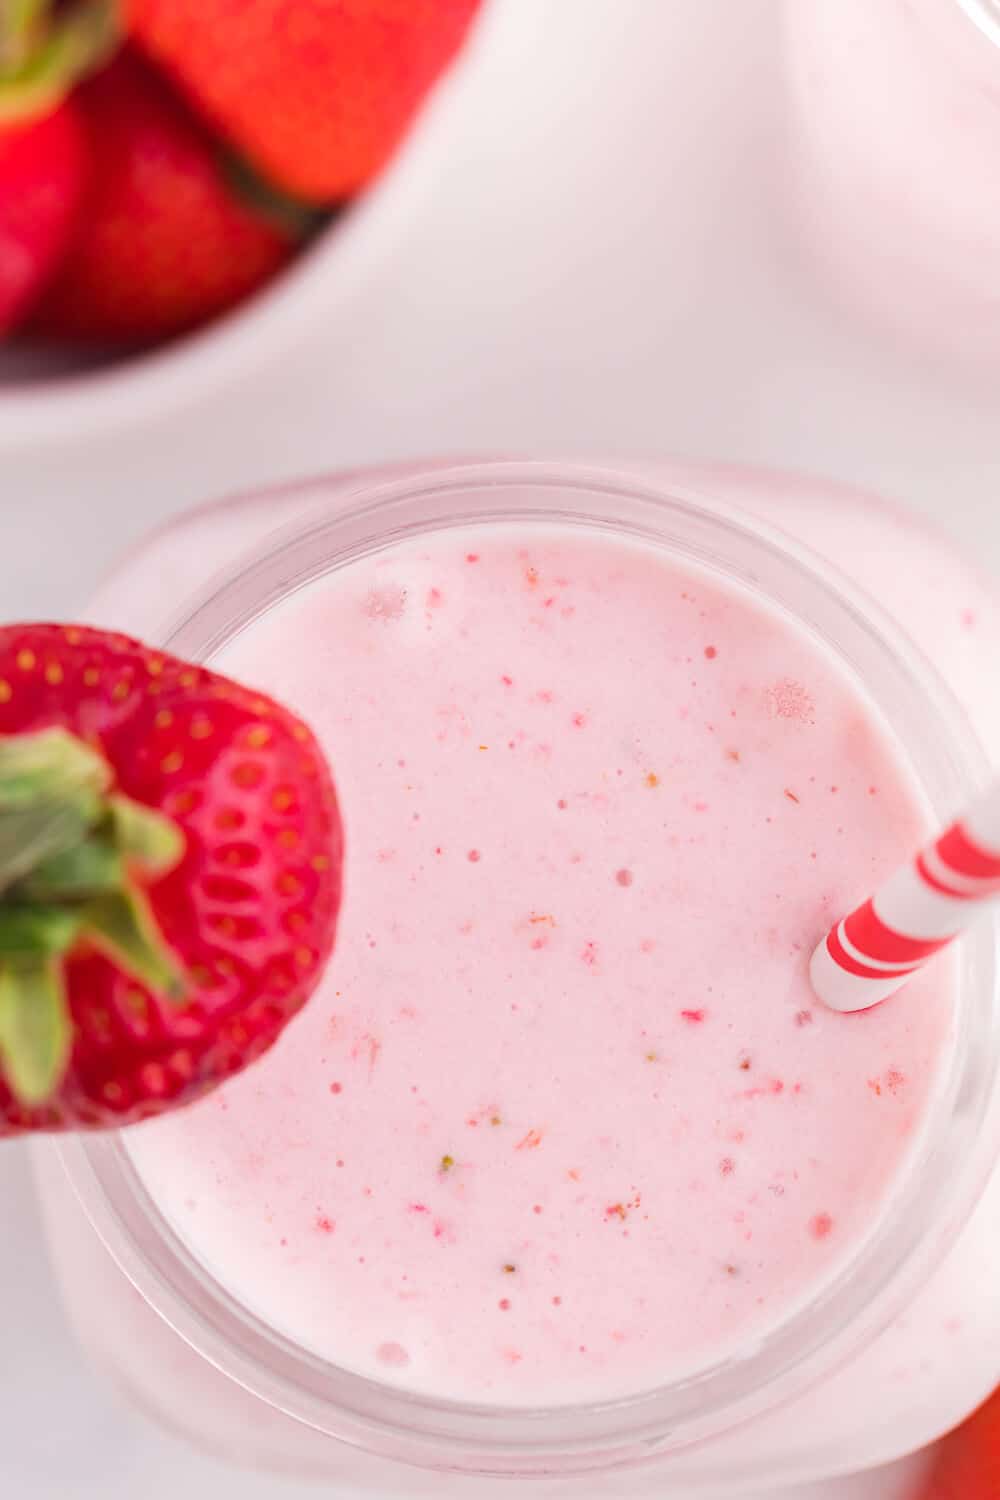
<box><xmin>921</xmin><ymin>1390</ymin><xmax>1000</xmax><ymax>1499</ymax></box>
<box><xmin>32</xmin><ymin>51</ymin><xmax>307</xmax><ymax>344</ymax></box>
<box><xmin>127</xmin><ymin>0</ymin><xmax>483</xmax><ymax>202</ymax></box>
<box><xmin>0</xmin><ymin>106</ymin><xmax>86</xmax><ymax>333</ymax></box>
<box><xmin>0</xmin><ymin>623</ymin><xmax>343</xmax><ymax>1133</ymax></box>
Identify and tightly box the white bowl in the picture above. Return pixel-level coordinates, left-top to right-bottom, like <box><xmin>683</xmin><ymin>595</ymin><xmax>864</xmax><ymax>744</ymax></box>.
<box><xmin>0</xmin><ymin>13</ymin><xmax>489</xmax><ymax>454</ymax></box>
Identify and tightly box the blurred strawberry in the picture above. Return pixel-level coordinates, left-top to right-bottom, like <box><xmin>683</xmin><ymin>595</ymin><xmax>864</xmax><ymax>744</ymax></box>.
<box><xmin>126</xmin><ymin>0</ymin><xmax>482</xmax><ymax>202</ymax></box>
<box><xmin>921</xmin><ymin>1389</ymin><xmax>1000</xmax><ymax>1498</ymax></box>
<box><xmin>0</xmin><ymin>0</ymin><xmax>117</xmax><ymax>334</ymax></box>
<box><xmin>32</xmin><ymin>50</ymin><xmax>314</xmax><ymax>344</ymax></box>
<box><xmin>0</xmin><ymin>104</ymin><xmax>85</xmax><ymax>333</ymax></box>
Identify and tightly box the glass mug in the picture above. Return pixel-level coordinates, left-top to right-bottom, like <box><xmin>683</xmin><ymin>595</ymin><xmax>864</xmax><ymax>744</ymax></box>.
<box><xmin>783</xmin><ymin>0</ymin><xmax>1000</xmax><ymax>363</ymax></box>
<box><xmin>31</xmin><ymin>460</ymin><xmax>1000</xmax><ymax>1493</ymax></box>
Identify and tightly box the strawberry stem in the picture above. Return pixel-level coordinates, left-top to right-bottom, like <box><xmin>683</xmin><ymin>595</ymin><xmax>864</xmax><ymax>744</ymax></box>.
<box><xmin>0</xmin><ymin>728</ymin><xmax>109</xmax><ymax>893</ymax></box>
<box><xmin>0</xmin><ymin>727</ymin><xmax>188</xmax><ymax>1106</ymax></box>
<box><xmin>0</xmin><ymin>956</ymin><xmax>70</xmax><ymax>1105</ymax></box>
<box><xmin>19</xmin><ymin>834</ymin><xmax>123</xmax><ymax>899</ymax></box>
<box><xmin>108</xmin><ymin>794</ymin><xmax>185</xmax><ymax>875</ymax></box>
<box><xmin>0</xmin><ymin>902</ymin><xmax>82</xmax><ymax>956</ymax></box>
<box><xmin>0</xmin><ymin>0</ymin><xmax>120</xmax><ymax>121</ymax></box>
<box><xmin>0</xmin><ymin>722</ymin><xmax>110</xmax><ymax>800</ymax></box>
<box><xmin>83</xmin><ymin>889</ymin><xmax>185</xmax><ymax>1000</ymax></box>
<box><xmin>0</xmin><ymin>0</ymin><xmax>50</xmax><ymax>71</ymax></box>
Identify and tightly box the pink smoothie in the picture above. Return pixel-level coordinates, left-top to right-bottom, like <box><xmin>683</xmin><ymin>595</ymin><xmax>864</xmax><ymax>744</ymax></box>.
<box><xmin>126</xmin><ymin>523</ymin><xmax>953</xmax><ymax>1406</ymax></box>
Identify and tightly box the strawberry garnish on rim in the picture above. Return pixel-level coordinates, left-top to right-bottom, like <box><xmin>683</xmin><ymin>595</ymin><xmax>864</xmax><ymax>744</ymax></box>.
<box><xmin>0</xmin><ymin>623</ymin><xmax>343</xmax><ymax>1134</ymax></box>
<box><xmin>920</xmin><ymin>1387</ymin><xmax>1000</xmax><ymax>1499</ymax></box>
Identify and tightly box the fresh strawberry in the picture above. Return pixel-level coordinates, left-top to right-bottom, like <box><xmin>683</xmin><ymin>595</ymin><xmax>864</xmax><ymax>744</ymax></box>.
<box><xmin>126</xmin><ymin>0</ymin><xmax>482</xmax><ymax>202</ymax></box>
<box><xmin>0</xmin><ymin>104</ymin><xmax>85</xmax><ymax>334</ymax></box>
<box><xmin>921</xmin><ymin>1390</ymin><xmax>1000</xmax><ymax>1498</ymax></box>
<box><xmin>0</xmin><ymin>0</ymin><xmax>123</xmax><ymax>333</ymax></box>
<box><xmin>32</xmin><ymin>50</ymin><xmax>307</xmax><ymax>344</ymax></box>
<box><xmin>0</xmin><ymin>623</ymin><xmax>343</xmax><ymax>1133</ymax></box>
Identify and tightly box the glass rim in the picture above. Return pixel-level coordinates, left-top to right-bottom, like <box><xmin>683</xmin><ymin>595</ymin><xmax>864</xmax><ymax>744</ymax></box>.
<box><xmin>956</xmin><ymin>0</ymin><xmax>1000</xmax><ymax>46</ymax></box>
<box><xmin>52</xmin><ymin>460</ymin><xmax>1000</xmax><ymax>1475</ymax></box>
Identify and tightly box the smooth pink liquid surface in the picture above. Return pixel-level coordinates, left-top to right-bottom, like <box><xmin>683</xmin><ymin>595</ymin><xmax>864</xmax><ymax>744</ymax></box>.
<box><xmin>127</xmin><ymin>524</ymin><xmax>952</xmax><ymax>1405</ymax></box>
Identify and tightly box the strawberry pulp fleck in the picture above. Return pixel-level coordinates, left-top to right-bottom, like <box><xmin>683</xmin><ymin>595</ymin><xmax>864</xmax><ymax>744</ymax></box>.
<box><xmin>741</xmin><ymin>1078</ymin><xmax>785</xmax><ymax>1100</ymax></box>
<box><xmin>377</xmin><ymin>1342</ymin><xmax>410</xmax><ymax>1367</ymax></box>
<box><xmin>810</xmin><ymin>1213</ymin><xmax>834</xmax><ymax>1241</ymax></box>
<box><xmin>515</xmin><ymin>1128</ymin><xmax>544</xmax><ymax>1151</ymax></box>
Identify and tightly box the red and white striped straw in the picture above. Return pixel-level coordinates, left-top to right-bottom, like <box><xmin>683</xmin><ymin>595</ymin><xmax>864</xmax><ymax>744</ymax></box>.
<box><xmin>810</xmin><ymin>782</ymin><xmax>1000</xmax><ymax>1013</ymax></box>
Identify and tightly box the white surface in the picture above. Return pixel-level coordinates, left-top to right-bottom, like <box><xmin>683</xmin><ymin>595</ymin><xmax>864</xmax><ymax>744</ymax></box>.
<box><xmin>0</xmin><ymin>0</ymin><xmax>994</xmax><ymax>1495</ymax></box>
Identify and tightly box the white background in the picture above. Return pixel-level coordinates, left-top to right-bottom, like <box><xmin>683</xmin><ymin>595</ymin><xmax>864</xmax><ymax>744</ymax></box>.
<box><xmin>0</xmin><ymin>1</ymin><xmax>996</xmax><ymax>1495</ymax></box>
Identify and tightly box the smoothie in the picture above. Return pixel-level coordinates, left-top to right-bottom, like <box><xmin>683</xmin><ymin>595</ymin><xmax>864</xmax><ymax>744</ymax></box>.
<box><xmin>125</xmin><ymin>522</ymin><xmax>951</xmax><ymax>1405</ymax></box>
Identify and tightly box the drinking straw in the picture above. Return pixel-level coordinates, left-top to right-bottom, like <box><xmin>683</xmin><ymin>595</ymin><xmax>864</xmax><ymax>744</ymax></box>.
<box><xmin>810</xmin><ymin>783</ymin><xmax>1000</xmax><ymax>1013</ymax></box>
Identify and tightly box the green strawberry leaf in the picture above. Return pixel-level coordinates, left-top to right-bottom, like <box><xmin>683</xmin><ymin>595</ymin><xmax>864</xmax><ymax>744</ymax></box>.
<box><xmin>0</xmin><ymin>0</ymin><xmax>120</xmax><ymax>117</ymax></box>
<box><xmin>0</xmin><ymin>727</ymin><xmax>189</xmax><ymax>1105</ymax></box>
<box><xmin>0</xmin><ymin>0</ymin><xmax>48</xmax><ymax>77</ymax></box>
<box><xmin>18</xmin><ymin>833</ymin><xmax>123</xmax><ymax>900</ymax></box>
<box><xmin>82</xmin><ymin>889</ymin><xmax>186</xmax><ymax>1002</ymax></box>
<box><xmin>0</xmin><ymin>957</ymin><xmax>71</xmax><ymax>1105</ymax></box>
<box><xmin>0</xmin><ymin>728</ymin><xmax>109</xmax><ymax>893</ymax></box>
<box><xmin>108</xmin><ymin>795</ymin><xmax>185</xmax><ymax>877</ymax></box>
<box><xmin>0</xmin><ymin>801</ymin><xmax>101</xmax><ymax>894</ymax></box>
<box><xmin>0</xmin><ymin>725</ymin><xmax>110</xmax><ymax>808</ymax></box>
<box><xmin>0</xmin><ymin>903</ymin><xmax>81</xmax><ymax>956</ymax></box>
